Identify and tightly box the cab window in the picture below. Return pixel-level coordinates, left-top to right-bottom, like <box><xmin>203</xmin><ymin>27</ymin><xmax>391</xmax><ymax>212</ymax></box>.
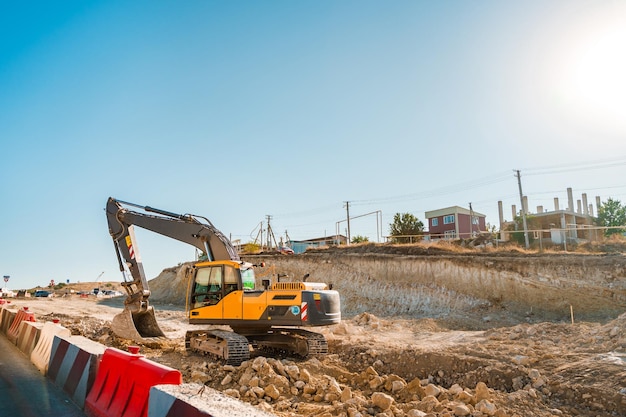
<box><xmin>224</xmin><ymin>266</ymin><xmax>239</xmax><ymax>295</ymax></box>
<box><xmin>192</xmin><ymin>266</ymin><xmax>222</xmax><ymax>308</ymax></box>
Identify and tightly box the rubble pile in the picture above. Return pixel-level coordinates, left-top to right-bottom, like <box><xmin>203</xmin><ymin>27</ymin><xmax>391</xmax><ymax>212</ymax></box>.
<box><xmin>182</xmin><ymin>355</ymin><xmax>511</xmax><ymax>417</ymax></box>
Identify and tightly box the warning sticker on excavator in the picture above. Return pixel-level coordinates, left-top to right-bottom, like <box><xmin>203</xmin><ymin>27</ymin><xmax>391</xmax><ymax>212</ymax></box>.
<box><xmin>125</xmin><ymin>236</ymin><xmax>135</xmax><ymax>259</ymax></box>
<box><xmin>313</xmin><ymin>293</ymin><xmax>321</xmax><ymax>300</ymax></box>
<box><xmin>290</xmin><ymin>305</ymin><xmax>300</xmax><ymax>315</ymax></box>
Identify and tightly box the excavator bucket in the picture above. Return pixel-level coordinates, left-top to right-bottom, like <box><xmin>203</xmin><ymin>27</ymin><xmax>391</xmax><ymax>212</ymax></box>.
<box><xmin>111</xmin><ymin>306</ymin><xmax>166</xmax><ymax>342</ymax></box>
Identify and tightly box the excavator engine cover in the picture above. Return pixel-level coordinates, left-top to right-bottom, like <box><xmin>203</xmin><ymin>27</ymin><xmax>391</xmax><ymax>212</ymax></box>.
<box><xmin>111</xmin><ymin>306</ymin><xmax>165</xmax><ymax>341</ymax></box>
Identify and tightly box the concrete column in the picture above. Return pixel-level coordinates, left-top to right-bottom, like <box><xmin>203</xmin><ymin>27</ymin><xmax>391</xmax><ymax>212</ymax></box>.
<box><xmin>589</xmin><ymin>204</ymin><xmax>594</xmax><ymax>217</ymax></box>
<box><xmin>523</xmin><ymin>196</ymin><xmax>528</xmax><ymax>214</ymax></box>
<box><xmin>577</xmin><ymin>199</ymin><xmax>582</xmax><ymax>214</ymax></box>
<box><xmin>582</xmin><ymin>193</ymin><xmax>589</xmax><ymax>215</ymax></box>
<box><xmin>596</xmin><ymin>196</ymin><xmax>602</xmax><ymax>211</ymax></box>
<box><xmin>537</xmin><ymin>206</ymin><xmax>544</xmax><ymax>213</ymax></box>
<box><xmin>567</xmin><ymin>188</ymin><xmax>574</xmax><ymax>212</ymax></box>
<box><xmin>498</xmin><ymin>201</ymin><xmax>504</xmax><ymax>226</ymax></box>
<box><xmin>554</xmin><ymin>197</ymin><xmax>560</xmax><ymax>211</ymax></box>
<box><xmin>512</xmin><ymin>205</ymin><xmax>517</xmax><ymax>219</ymax></box>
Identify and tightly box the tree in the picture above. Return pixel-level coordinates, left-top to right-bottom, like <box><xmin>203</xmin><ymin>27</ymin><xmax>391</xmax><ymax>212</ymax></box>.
<box><xmin>597</xmin><ymin>198</ymin><xmax>626</xmax><ymax>236</ymax></box>
<box><xmin>389</xmin><ymin>213</ymin><xmax>424</xmax><ymax>243</ymax></box>
<box><xmin>351</xmin><ymin>235</ymin><xmax>369</xmax><ymax>244</ymax></box>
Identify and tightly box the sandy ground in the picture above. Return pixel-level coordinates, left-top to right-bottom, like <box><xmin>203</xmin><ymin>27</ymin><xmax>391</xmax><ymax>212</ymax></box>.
<box><xmin>5</xmin><ymin>293</ymin><xmax>626</xmax><ymax>417</ymax></box>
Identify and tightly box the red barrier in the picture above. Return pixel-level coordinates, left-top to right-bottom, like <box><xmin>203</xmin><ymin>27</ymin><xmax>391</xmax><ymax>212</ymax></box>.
<box><xmin>84</xmin><ymin>347</ymin><xmax>182</xmax><ymax>417</ymax></box>
<box><xmin>7</xmin><ymin>306</ymin><xmax>36</xmax><ymax>344</ymax></box>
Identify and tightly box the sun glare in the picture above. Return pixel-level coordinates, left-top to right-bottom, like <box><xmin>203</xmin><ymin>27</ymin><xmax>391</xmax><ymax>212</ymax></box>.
<box><xmin>561</xmin><ymin>21</ymin><xmax>626</xmax><ymax>133</ymax></box>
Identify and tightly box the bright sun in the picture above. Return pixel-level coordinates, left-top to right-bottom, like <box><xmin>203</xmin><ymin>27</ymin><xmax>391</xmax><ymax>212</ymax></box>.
<box><xmin>560</xmin><ymin>21</ymin><xmax>626</xmax><ymax>133</ymax></box>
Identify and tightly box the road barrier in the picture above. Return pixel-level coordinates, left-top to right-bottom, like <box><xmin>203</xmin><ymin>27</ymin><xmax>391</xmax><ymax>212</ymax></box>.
<box><xmin>0</xmin><ymin>307</ymin><xmax>279</xmax><ymax>417</ymax></box>
<box><xmin>16</xmin><ymin>320</ymin><xmax>44</xmax><ymax>356</ymax></box>
<box><xmin>149</xmin><ymin>383</ymin><xmax>276</xmax><ymax>417</ymax></box>
<box><xmin>47</xmin><ymin>335</ymin><xmax>106</xmax><ymax>409</ymax></box>
<box><xmin>84</xmin><ymin>347</ymin><xmax>182</xmax><ymax>417</ymax></box>
<box><xmin>31</xmin><ymin>320</ymin><xmax>72</xmax><ymax>374</ymax></box>
<box><xmin>7</xmin><ymin>306</ymin><xmax>36</xmax><ymax>344</ymax></box>
<box><xmin>0</xmin><ymin>307</ymin><xmax>16</xmax><ymax>335</ymax></box>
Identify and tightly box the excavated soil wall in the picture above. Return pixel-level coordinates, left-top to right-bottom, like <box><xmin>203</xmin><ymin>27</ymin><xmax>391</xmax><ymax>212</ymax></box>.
<box><xmin>245</xmin><ymin>249</ymin><xmax>626</xmax><ymax>322</ymax></box>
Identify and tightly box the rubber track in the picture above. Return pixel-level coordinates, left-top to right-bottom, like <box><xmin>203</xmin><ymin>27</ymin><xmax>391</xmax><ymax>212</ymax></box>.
<box><xmin>186</xmin><ymin>329</ymin><xmax>250</xmax><ymax>365</ymax></box>
<box><xmin>265</xmin><ymin>328</ymin><xmax>328</xmax><ymax>356</ymax></box>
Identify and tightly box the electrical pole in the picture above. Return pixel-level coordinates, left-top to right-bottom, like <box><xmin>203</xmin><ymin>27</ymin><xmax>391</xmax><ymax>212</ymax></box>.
<box><xmin>515</xmin><ymin>170</ymin><xmax>530</xmax><ymax>249</ymax></box>
<box><xmin>344</xmin><ymin>201</ymin><xmax>351</xmax><ymax>245</ymax></box>
<box><xmin>469</xmin><ymin>202</ymin><xmax>474</xmax><ymax>238</ymax></box>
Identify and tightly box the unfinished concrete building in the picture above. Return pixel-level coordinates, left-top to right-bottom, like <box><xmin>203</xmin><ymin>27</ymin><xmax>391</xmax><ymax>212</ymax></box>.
<box><xmin>499</xmin><ymin>188</ymin><xmax>601</xmax><ymax>244</ymax></box>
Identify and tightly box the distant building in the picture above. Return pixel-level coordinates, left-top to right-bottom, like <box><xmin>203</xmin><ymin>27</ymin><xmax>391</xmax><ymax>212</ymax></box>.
<box><xmin>425</xmin><ymin>206</ymin><xmax>486</xmax><ymax>240</ymax></box>
<box><xmin>289</xmin><ymin>235</ymin><xmax>348</xmax><ymax>254</ymax></box>
<box><xmin>498</xmin><ymin>188</ymin><xmax>599</xmax><ymax>244</ymax></box>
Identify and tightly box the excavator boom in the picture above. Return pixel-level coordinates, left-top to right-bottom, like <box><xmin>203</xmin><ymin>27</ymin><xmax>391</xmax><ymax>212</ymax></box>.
<box><xmin>105</xmin><ymin>197</ymin><xmax>239</xmax><ymax>341</ymax></box>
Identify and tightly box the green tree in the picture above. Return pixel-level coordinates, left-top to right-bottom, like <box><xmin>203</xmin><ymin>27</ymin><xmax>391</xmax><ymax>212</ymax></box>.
<box><xmin>351</xmin><ymin>235</ymin><xmax>369</xmax><ymax>244</ymax></box>
<box><xmin>389</xmin><ymin>213</ymin><xmax>424</xmax><ymax>243</ymax></box>
<box><xmin>597</xmin><ymin>198</ymin><xmax>626</xmax><ymax>236</ymax></box>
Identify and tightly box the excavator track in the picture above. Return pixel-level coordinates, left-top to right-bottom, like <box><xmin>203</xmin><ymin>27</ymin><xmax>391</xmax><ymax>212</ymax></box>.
<box><xmin>245</xmin><ymin>328</ymin><xmax>328</xmax><ymax>358</ymax></box>
<box><xmin>185</xmin><ymin>329</ymin><xmax>250</xmax><ymax>365</ymax></box>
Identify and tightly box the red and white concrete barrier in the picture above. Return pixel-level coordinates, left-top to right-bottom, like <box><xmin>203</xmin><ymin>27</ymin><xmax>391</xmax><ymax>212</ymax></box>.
<box><xmin>148</xmin><ymin>383</ymin><xmax>277</xmax><ymax>417</ymax></box>
<box><xmin>47</xmin><ymin>335</ymin><xmax>106</xmax><ymax>409</ymax></box>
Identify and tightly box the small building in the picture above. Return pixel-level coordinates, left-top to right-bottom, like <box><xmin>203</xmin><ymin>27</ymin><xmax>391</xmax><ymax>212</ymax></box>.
<box><xmin>425</xmin><ymin>206</ymin><xmax>486</xmax><ymax>240</ymax></box>
<box><xmin>289</xmin><ymin>235</ymin><xmax>348</xmax><ymax>254</ymax></box>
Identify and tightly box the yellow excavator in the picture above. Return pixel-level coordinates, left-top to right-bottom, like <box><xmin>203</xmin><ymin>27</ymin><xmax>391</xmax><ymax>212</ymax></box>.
<box><xmin>105</xmin><ymin>197</ymin><xmax>341</xmax><ymax>364</ymax></box>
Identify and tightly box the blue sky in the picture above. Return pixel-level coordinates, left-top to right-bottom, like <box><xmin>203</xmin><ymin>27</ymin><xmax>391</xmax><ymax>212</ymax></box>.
<box><xmin>2</xmin><ymin>1</ymin><xmax>626</xmax><ymax>289</ymax></box>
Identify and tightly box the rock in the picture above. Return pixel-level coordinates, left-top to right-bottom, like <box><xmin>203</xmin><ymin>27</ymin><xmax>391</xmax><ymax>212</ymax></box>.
<box><xmin>366</xmin><ymin>366</ymin><xmax>379</xmax><ymax>376</ymax></box>
<box><xmin>252</xmin><ymin>356</ymin><xmax>267</xmax><ymax>372</ymax></box>
<box><xmin>285</xmin><ymin>364</ymin><xmax>300</xmax><ymax>381</ymax></box>
<box><xmin>476</xmin><ymin>399</ymin><xmax>497</xmax><ymax>416</ymax></box>
<box><xmin>190</xmin><ymin>370</ymin><xmax>208</xmax><ymax>383</ymax></box>
<box><xmin>424</xmin><ymin>384</ymin><xmax>441</xmax><ymax>398</ymax></box>
<box><xmin>448</xmin><ymin>384</ymin><xmax>463</xmax><ymax>395</ymax></box>
<box><xmin>264</xmin><ymin>384</ymin><xmax>280</xmax><ymax>400</ymax></box>
<box><xmin>453</xmin><ymin>403</ymin><xmax>472</xmax><ymax>416</ymax></box>
<box><xmin>299</xmin><ymin>368</ymin><xmax>311</xmax><ymax>383</ymax></box>
<box><xmin>528</xmin><ymin>369</ymin><xmax>541</xmax><ymax>380</ymax></box>
<box><xmin>391</xmin><ymin>380</ymin><xmax>406</xmax><ymax>393</ymax></box>
<box><xmin>223</xmin><ymin>388</ymin><xmax>240</xmax><ymax>399</ymax></box>
<box><xmin>369</xmin><ymin>376</ymin><xmax>385</xmax><ymax>389</ymax></box>
<box><xmin>407</xmin><ymin>410</ymin><xmax>427</xmax><ymax>417</ymax></box>
<box><xmin>372</xmin><ymin>392</ymin><xmax>394</xmax><ymax>410</ymax></box>
<box><xmin>250</xmin><ymin>386</ymin><xmax>265</xmax><ymax>399</ymax></box>
<box><xmin>475</xmin><ymin>382</ymin><xmax>490</xmax><ymax>401</ymax></box>
<box><xmin>341</xmin><ymin>386</ymin><xmax>353</xmax><ymax>402</ymax></box>
<box><xmin>512</xmin><ymin>355</ymin><xmax>530</xmax><ymax>366</ymax></box>
<box><xmin>455</xmin><ymin>390</ymin><xmax>474</xmax><ymax>405</ymax></box>
<box><xmin>220</xmin><ymin>374</ymin><xmax>232</xmax><ymax>385</ymax></box>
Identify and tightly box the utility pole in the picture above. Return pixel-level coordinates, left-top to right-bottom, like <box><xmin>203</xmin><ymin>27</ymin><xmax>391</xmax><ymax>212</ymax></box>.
<box><xmin>515</xmin><ymin>170</ymin><xmax>530</xmax><ymax>249</ymax></box>
<box><xmin>344</xmin><ymin>201</ymin><xmax>351</xmax><ymax>245</ymax></box>
<box><xmin>266</xmin><ymin>215</ymin><xmax>277</xmax><ymax>250</ymax></box>
<box><xmin>469</xmin><ymin>202</ymin><xmax>474</xmax><ymax>238</ymax></box>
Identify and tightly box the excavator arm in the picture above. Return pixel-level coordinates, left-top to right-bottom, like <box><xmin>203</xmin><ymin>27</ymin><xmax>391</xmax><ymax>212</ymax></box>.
<box><xmin>105</xmin><ymin>197</ymin><xmax>240</xmax><ymax>340</ymax></box>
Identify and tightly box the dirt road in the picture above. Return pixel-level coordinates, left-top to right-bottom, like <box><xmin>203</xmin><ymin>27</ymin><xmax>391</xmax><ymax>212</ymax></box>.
<box><xmin>7</xmin><ymin>293</ymin><xmax>626</xmax><ymax>417</ymax></box>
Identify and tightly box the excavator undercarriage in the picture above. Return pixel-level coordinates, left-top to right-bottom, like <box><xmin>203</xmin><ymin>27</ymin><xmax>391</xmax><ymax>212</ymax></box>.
<box><xmin>185</xmin><ymin>327</ymin><xmax>329</xmax><ymax>365</ymax></box>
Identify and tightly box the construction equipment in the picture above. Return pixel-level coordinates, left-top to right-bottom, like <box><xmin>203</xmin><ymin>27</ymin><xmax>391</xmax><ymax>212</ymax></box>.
<box><xmin>105</xmin><ymin>197</ymin><xmax>341</xmax><ymax>364</ymax></box>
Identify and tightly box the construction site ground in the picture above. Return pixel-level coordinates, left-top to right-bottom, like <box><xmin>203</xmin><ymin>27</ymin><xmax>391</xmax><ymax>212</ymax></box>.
<box><xmin>8</xmin><ymin>243</ymin><xmax>626</xmax><ymax>417</ymax></box>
